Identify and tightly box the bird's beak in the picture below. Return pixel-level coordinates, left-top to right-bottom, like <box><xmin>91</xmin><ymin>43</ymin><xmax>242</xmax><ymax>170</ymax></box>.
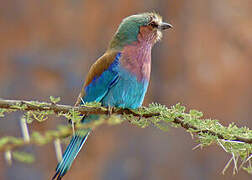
<box><xmin>160</xmin><ymin>22</ymin><xmax>173</xmax><ymax>30</ymax></box>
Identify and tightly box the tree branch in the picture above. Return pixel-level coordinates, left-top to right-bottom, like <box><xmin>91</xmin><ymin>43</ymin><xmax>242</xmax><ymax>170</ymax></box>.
<box><xmin>0</xmin><ymin>99</ymin><xmax>251</xmax><ymax>145</ymax></box>
<box><xmin>0</xmin><ymin>99</ymin><xmax>159</xmax><ymax>118</ymax></box>
<box><xmin>172</xmin><ymin>117</ymin><xmax>252</xmax><ymax>144</ymax></box>
<box><xmin>1</xmin><ymin>98</ymin><xmax>251</xmax><ymax>174</ymax></box>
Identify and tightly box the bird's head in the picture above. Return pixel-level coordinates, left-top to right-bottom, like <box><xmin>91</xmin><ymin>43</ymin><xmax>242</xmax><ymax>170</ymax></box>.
<box><xmin>109</xmin><ymin>12</ymin><xmax>172</xmax><ymax>50</ymax></box>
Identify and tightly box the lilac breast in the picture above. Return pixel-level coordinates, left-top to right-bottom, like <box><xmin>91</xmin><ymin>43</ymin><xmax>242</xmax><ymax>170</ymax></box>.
<box><xmin>120</xmin><ymin>41</ymin><xmax>152</xmax><ymax>82</ymax></box>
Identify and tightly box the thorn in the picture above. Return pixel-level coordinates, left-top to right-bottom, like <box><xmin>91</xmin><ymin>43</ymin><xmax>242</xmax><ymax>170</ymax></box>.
<box><xmin>245</xmin><ymin>154</ymin><xmax>252</xmax><ymax>162</ymax></box>
<box><xmin>4</xmin><ymin>150</ymin><xmax>12</xmax><ymax>165</ymax></box>
<box><xmin>192</xmin><ymin>143</ymin><xmax>202</xmax><ymax>150</ymax></box>
<box><xmin>218</xmin><ymin>139</ymin><xmax>227</xmax><ymax>152</ymax></box>
<box><xmin>71</xmin><ymin>120</ymin><xmax>75</xmax><ymax>135</ymax></box>
<box><xmin>189</xmin><ymin>132</ymin><xmax>194</xmax><ymax>139</ymax></box>
<box><xmin>239</xmin><ymin>156</ymin><xmax>247</xmax><ymax>170</ymax></box>
<box><xmin>80</xmin><ymin>97</ymin><xmax>85</xmax><ymax>105</ymax></box>
<box><xmin>222</xmin><ymin>139</ymin><xmax>245</xmax><ymax>144</ymax></box>
<box><xmin>232</xmin><ymin>153</ymin><xmax>238</xmax><ymax>174</ymax></box>
<box><xmin>54</xmin><ymin>138</ymin><xmax>62</xmax><ymax>162</ymax></box>
<box><xmin>222</xmin><ymin>156</ymin><xmax>233</xmax><ymax>175</ymax></box>
<box><xmin>20</xmin><ymin>116</ymin><xmax>30</xmax><ymax>142</ymax></box>
<box><xmin>107</xmin><ymin>105</ymin><xmax>112</xmax><ymax>116</ymax></box>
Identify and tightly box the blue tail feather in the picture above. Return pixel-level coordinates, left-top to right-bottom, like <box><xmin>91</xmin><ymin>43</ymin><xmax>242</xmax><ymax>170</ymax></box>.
<box><xmin>52</xmin><ymin>131</ymin><xmax>90</xmax><ymax>180</ymax></box>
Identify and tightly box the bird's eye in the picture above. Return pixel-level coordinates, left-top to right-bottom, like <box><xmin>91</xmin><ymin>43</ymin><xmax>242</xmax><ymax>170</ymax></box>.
<box><xmin>149</xmin><ymin>21</ymin><xmax>158</xmax><ymax>28</ymax></box>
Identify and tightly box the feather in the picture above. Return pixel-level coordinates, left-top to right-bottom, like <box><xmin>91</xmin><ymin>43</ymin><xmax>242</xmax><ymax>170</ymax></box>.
<box><xmin>52</xmin><ymin>12</ymin><xmax>170</xmax><ymax>179</ymax></box>
<box><xmin>52</xmin><ymin>130</ymin><xmax>90</xmax><ymax>180</ymax></box>
<box><xmin>75</xmin><ymin>51</ymin><xmax>121</xmax><ymax>105</ymax></box>
<box><xmin>52</xmin><ymin>52</ymin><xmax>122</xmax><ymax>179</ymax></box>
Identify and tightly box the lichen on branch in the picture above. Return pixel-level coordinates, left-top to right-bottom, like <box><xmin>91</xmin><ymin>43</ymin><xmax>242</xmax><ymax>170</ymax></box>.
<box><xmin>0</xmin><ymin>98</ymin><xmax>251</xmax><ymax>174</ymax></box>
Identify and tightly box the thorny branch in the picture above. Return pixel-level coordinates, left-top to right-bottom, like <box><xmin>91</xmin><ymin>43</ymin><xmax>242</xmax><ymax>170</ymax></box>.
<box><xmin>0</xmin><ymin>99</ymin><xmax>158</xmax><ymax>118</ymax></box>
<box><xmin>172</xmin><ymin>117</ymin><xmax>252</xmax><ymax>144</ymax></box>
<box><xmin>0</xmin><ymin>99</ymin><xmax>252</xmax><ymax>145</ymax></box>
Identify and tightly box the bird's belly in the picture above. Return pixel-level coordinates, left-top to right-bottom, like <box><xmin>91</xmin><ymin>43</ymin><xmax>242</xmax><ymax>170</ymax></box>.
<box><xmin>101</xmin><ymin>69</ymin><xmax>149</xmax><ymax>109</ymax></box>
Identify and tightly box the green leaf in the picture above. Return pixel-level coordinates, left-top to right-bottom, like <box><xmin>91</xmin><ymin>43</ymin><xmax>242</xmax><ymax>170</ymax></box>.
<box><xmin>12</xmin><ymin>151</ymin><xmax>35</xmax><ymax>163</ymax></box>
<box><xmin>82</xmin><ymin>102</ymin><xmax>101</xmax><ymax>107</ymax></box>
<box><xmin>50</xmin><ymin>96</ymin><xmax>61</xmax><ymax>104</ymax></box>
<box><xmin>243</xmin><ymin>166</ymin><xmax>252</xmax><ymax>174</ymax></box>
<box><xmin>189</xmin><ymin>109</ymin><xmax>203</xmax><ymax>118</ymax></box>
<box><xmin>0</xmin><ymin>108</ymin><xmax>6</xmax><ymax>117</ymax></box>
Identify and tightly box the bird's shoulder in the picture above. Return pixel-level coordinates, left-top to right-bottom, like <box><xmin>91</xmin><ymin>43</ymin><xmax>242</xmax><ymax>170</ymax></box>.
<box><xmin>75</xmin><ymin>50</ymin><xmax>121</xmax><ymax>106</ymax></box>
<box><xmin>84</xmin><ymin>50</ymin><xmax>120</xmax><ymax>87</ymax></box>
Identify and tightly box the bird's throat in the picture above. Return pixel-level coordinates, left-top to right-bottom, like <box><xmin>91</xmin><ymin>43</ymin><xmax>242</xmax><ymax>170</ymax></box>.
<box><xmin>121</xmin><ymin>40</ymin><xmax>152</xmax><ymax>82</ymax></box>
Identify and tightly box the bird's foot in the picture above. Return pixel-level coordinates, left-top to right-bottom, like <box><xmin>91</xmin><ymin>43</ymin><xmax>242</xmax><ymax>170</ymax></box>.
<box><xmin>107</xmin><ymin>106</ymin><xmax>114</xmax><ymax>116</ymax></box>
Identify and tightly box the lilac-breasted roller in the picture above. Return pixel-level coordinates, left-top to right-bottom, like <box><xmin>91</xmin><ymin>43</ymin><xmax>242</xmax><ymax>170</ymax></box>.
<box><xmin>52</xmin><ymin>12</ymin><xmax>172</xmax><ymax>179</ymax></box>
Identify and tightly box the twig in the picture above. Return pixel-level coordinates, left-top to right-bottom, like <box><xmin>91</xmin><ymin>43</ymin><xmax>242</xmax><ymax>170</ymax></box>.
<box><xmin>173</xmin><ymin>117</ymin><xmax>252</xmax><ymax>144</ymax></box>
<box><xmin>0</xmin><ymin>121</ymin><xmax>98</xmax><ymax>152</ymax></box>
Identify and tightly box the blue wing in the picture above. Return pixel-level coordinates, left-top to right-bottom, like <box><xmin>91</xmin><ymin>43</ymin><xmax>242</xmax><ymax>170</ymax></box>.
<box><xmin>52</xmin><ymin>52</ymin><xmax>122</xmax><ymax>180</ymax></box>
<box><xmin>81</xmin><ymin>52</ymin><xmax>121</xmax><ymax>104</ymax></box>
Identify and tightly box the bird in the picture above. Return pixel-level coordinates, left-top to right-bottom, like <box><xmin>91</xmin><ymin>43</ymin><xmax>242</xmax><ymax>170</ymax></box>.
<box><xmin>52</xmin><ymin>12</ymin><xmax>172</xmax><ymax>180</ymax></box>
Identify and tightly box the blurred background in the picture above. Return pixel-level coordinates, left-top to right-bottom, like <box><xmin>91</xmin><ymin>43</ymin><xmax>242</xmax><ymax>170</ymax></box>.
<box><xmin>0</xmin><ymin>0</ymin><xmax>252</xmax><ymax>180</ymax></box>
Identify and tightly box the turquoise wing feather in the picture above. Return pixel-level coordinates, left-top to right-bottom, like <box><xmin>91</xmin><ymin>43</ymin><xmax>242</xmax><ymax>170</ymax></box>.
<box><xmin>52</xmin><ymin>51</ymin><xmax>121</xmax><ymax>180</ymax></box>
<box><xmin>83</xmin><ymin>52</ymin><xmax>121</xmax><ymax>103</ymax></box>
